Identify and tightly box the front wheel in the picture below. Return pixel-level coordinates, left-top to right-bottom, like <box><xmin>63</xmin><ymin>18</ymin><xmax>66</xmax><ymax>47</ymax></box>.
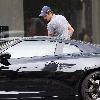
<box><xmin>81</xmin><ymin>71</ymin><xmax>100</xmax><ymax>100</ymax></box>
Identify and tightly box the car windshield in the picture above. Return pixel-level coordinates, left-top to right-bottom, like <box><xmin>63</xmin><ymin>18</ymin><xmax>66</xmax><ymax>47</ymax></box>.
<box><xmin>0</xmin><ymin>40</ymin><xmax>14</xmax><ymax>50</ymax></box>
<box><xmin>0</xmin><ymin>38</ymin><xmax>21</xmax><ymax>53</ymax></box>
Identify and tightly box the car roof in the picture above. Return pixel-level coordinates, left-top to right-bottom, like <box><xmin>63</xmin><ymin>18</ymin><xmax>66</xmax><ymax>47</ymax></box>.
<box><xmin>0</xmin><ymin>36</ymin><xmax>100</xmax><ymax>54</ymax></box>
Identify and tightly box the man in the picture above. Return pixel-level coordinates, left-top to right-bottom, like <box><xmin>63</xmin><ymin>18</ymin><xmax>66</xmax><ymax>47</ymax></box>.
<box><xmin>39</xmin><ymin>6</ymin><xmax>74</xmax><ymax>39</ymax></box>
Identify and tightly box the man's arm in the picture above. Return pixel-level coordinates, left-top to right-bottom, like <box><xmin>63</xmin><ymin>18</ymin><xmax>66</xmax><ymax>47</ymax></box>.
<box><xmin>68</xmin><ymin>23</ymin><xmax>74</xmax><ymax>37</ymax></box>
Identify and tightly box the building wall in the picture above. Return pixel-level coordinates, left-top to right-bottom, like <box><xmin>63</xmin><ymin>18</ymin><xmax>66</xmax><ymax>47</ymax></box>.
<box><xmin>92</xmin><ymin>0</ymin><xmax>100</xmax><ymax>44</ymax></box>
<box><xmin>0</xmin><ymin>0</ymin><xmax>24</xmax><ymax>37</ymax></box>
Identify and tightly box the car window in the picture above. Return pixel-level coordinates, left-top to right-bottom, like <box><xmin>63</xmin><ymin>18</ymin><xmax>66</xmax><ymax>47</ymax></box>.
<box><xmin>4</xmin><ymin>40</ymin><xmax>56</xmax><ymax>58</ymax></box>
<box><xmin>63</xmin><ymin>43</ymin><xmax>81</xmax><ymax>54</ymax></box>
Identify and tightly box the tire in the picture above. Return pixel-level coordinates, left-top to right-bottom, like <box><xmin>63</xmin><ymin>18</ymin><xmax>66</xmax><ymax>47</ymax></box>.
<box><xmin>81</xmin><ymin>71</ymin><xmax>100</xmax><ymax>100</ymax></box>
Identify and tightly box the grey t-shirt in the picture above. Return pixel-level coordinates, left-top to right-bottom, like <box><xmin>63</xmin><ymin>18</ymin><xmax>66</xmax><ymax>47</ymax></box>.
<box><xmin>47</xmin><ymin>14</ymin><xmax>70</xmax><ymax>39</ymax></box>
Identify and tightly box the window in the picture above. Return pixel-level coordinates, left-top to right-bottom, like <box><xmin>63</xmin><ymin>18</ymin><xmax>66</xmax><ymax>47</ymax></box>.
<box><xmin>5</xmin><ymin>40</ymin><xmax>56</xmax><ymax>58</ymax></box>
<box><xmin>63</xmin><ymin>43</ymin><xmax>81</xmax><ymax>54</ymax></box>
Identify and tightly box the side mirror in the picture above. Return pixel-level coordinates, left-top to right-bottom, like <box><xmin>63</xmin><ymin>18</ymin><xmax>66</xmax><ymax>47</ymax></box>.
<box><xmin>0</xmin><ymin>53</ymin><xmax>11</xmax><ymax>60</ymax></box>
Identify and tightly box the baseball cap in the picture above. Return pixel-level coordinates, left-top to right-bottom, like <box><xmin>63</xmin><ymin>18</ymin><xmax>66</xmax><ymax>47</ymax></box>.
<box><xmin>39</xmin><ymin>6</ymin><xmax>51</xmax><ymax>17</ymax></box>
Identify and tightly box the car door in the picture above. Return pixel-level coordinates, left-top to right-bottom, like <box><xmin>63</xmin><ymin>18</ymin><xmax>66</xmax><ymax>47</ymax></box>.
<box><xmin>54</xmin><ymin>41</ymin><xmax>82</xmax><ymax>72</ymax></box>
